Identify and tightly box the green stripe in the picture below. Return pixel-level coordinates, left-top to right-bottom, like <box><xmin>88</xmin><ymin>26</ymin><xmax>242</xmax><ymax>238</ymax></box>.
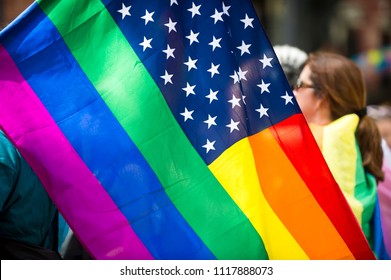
<box><xmin>354</xmin><ymin>143</ymin><xmax>377</xmax><ymax>244</ymax></box>
<box><xmin>39</xmin><ymin>0</ymin><xmax>266</xmax><ymax>259</ymax></box>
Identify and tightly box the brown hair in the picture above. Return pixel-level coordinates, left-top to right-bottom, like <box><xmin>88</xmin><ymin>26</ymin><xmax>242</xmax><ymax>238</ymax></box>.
<box><xmin>306</xmin><ymin>52</ymin><xmax>384</xmax><ymax>181</ymax></box>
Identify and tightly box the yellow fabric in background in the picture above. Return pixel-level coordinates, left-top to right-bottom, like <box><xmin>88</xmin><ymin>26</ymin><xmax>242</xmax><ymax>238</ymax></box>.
<box><xmin>310</xmin><ymin>114</ymin><xmax>363</xmax><ymax>226</ymax></box>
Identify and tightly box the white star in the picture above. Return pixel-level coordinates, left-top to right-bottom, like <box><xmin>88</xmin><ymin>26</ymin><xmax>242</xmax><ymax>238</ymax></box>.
<box><xmin>209</xmin><ymin>36</ymin><xmax>222</xmax><ymax>51</ymax></box>
<box><xmin>182</xmin><ymin>83</ymin><xmax>196</xmax><ymax>97</ymax></box>
<box><xmin>186</xmin><ymin>30</ymin><xmax>199</xmax><ymax>45</ymax></box>
<box><xmin>204</xmin><ymin>115</ymin><xmax>217</xmax><ymax>129</ymax></box>
<box><xmin>241</xmin><ymin>14</ymin><xmax>254</xmax><ymax>29</ymax></box>
<box><xmin>228</xmin><ymin>95</ymin><xmax>241</xmax><ymax>108</ymax></box>
<box><xmin>237</xmin><ymin>67</ymin><xmax>248</xmax><ymax>81</ymax></box>
<box><xmin>170</xmin><ymin>0</ymin><xmax>178</xmax><ymax>6</ymax></box>
<box><xmin>117</xmin><ymin>3</ymin><xmax>131</xmax><ymax>20</ymax></box>
<box><xmin>226</xmin><ymin>119</ymin><xmax>240</xmax><ymax>133</ymax></box>
<box><xmin>281</xmin><ymin>91</ymin><xmax>294</xmax><ymax>105</ymax></box>
<box><xmin>164</xmin><ymin>18</ymin><xmax>177</xmax><ymax>33</ymax></box>
<box><xmin>242</xmin><ymin>95</ymin><xmax>247</xmax><ymax>105</ymax></box>
<box><xmin>202</xmin><ymin>139</ymin><xmax>216</xmax><ymax>153</ymax></box>
<box><xmin>259</xmin><ymin>54</ymin><xmax>273</xmax><ymax>69</ymax></box>
<box><xmin>160</xmin><ymin>70</ymin><xmax>173</xmax><ymax>85</ymax></box>
<box><xmin>230</xmin><ymin>71</ymin><xmax>239</xmax><ymax>84</ymax></box>
<box><xmin>222</xmin><ymin>2</ymin><xmax>231</xmax><ymax>15</ymax></box>
<box><xmin>257</xmin><ymin>79</ymin><xmax>270</xmax><ymax>94</ymax></box>
<box><xmin>141</xmin><ymin>10</ymin><xmax>154</xmax><ymax>25</ymax></box>
<box><xmin>211</xmin><ymin>9</ymin><xmax>224</xmax><ymax>24</ymax></box>
<box><xmin>139</xmin><ymin>37</ymin><xmax>152</xmax><ymax>51</ymax></box>
<box><xmin>188</xmin><ymin>3</ymin><xmax>201</xmax><ymax>18</ymax></box>
<box><xmin>184</xmin><ymin>56</ymin><xmax>198</xmax><ymax>71</ymax></box>
<box><xmin>237</xmin><ymin>40</ymin><xmax>251</xmax><ymax>56</ymax></box>
<box><xmin>180</xmin><ymin>107</ymin><xmax>194</xmax><ymax>122</ymax></box>
<box><xmin>256</xmin><ymin>104</ymin><xmax>269</xmax><ymax>118</ymax></box>
<box><xmin>206</xmin><ymin>89</ymin><xmax>219</xmax><ymax>103</ymax></box>
<box><xmin>207</xmin><ymin>63</ymin><xmax>220</xmax><ymax>78</ymax></box>
<box><xmin>163</xmin><ymin>44</ymin><xmax>175</xmax><ymax>59</ymax></box>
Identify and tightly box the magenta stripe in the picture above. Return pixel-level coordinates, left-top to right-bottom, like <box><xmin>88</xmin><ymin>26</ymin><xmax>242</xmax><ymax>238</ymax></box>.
<box><xmin>0</xmin><ymin>45</ymin><xmax>153</xmax><ymax>260</ymax></box>
<box><xmin>379</xmin><ymin>166</ymin><xmax>391</xmax><ymax>256</ymax></box>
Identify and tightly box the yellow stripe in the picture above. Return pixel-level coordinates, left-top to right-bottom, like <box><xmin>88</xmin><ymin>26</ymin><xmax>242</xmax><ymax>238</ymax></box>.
<box><xmin>208</xmin><ymin>137</ymin><xmax>309</xmax><ymax>259</ymax></box>
<box><xmin>321</xmin><ymin>114</ymin><xmax>364</xmax><ymax>225</ymax></box>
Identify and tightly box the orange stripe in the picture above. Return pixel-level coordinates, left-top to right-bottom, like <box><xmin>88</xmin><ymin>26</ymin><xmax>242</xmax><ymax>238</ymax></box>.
<box><xmin>249</xmin><ymin>129</ymin><xmax>354</xmax><ymax>259</ymax></box>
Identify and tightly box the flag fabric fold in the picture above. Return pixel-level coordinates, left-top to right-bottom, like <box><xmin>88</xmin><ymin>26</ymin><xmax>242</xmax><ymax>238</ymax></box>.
<box><xmin>309</xmin><ymin>114</ymin><xmax>391</xmax><ymax>260</ymax></box>
<box><xmin>0</xmin><ymin>0</ymin><xmax>374</xmax><ymax>260</ymax></box>
<box><xmin>309</xmin><ymin>114</ymin><xmax>377</xmax><ymax>241</ymax></box>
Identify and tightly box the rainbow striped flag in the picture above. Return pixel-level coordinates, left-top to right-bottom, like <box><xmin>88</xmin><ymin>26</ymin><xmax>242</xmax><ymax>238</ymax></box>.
<box><xmin>0</xmin><ymin>0</ymin><xmax>374</xmax><ymax>260</ymax></box>
<box><xmin>309</xmin><ymin>114</ymin><xmax>390</xmax><ymax>260</ymax></box>
<box><xmin>309</xmin><ymin>115</ymin><xmax>377</xmax><ymax>243</ymax></box>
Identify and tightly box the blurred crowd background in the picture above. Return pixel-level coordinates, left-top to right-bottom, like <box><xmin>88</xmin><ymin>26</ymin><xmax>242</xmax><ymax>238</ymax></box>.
<box><xmin>1</xmin><ymin>0</ymin><xmax>390</xmax><ymax>105</ymax></box>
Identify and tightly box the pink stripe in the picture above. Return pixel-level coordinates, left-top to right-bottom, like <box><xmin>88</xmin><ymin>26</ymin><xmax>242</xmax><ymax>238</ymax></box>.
<box><xmin>379</xmin><ymin>165</ymin><xmax>391</xmax><ymax>256</ymax></box>
<box><xmin>0</xmin><ymin>45</ymin><xmax>153</xmax><ymax>260</ymax></box>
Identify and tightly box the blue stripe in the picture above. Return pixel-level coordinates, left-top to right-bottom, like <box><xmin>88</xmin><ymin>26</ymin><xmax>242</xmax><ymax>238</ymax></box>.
<box><xmin>373</xmin><ymin>197</ymin><xmax>391</xmax><ymax>260</ymax></box>
<box><xmin>0</xmin><ymin>3</ymin><xmax>215</xmax><ymax>260</ymax></box>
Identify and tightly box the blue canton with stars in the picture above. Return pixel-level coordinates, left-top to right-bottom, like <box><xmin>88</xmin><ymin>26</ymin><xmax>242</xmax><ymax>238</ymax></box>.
<box><xmin>103</xmin><ymin>0</ymin><xmax>302</xmax><ymax>165</ymax></box>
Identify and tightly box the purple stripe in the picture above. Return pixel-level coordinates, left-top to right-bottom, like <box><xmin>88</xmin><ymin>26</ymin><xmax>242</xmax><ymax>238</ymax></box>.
<box><xmin>0</xmin><ymin>45</ymin><xmax>153</xmax><ymax>260</ymax></box>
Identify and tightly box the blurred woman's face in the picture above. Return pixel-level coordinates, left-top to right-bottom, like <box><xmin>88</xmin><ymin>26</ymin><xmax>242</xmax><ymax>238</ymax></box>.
<box><xmin>293</xmin><ymin>65</ymin><xmax>321</xmax><ymax>124</ymax></box>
